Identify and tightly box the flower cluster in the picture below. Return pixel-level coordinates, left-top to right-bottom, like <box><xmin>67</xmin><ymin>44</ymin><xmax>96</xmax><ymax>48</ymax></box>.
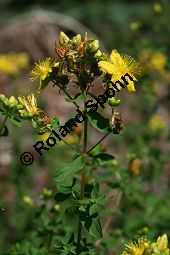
<box><xmin>0</xmin><ymin>32</ymin><xmax>141</xmax><ymax>141</ymax></box>
<box><xmin>30</xmin><ymin>31</ymin><xmax>140</xmax><ymax>95</ymax></box>
<box><xmin>0</xmin><ymin>93</ymin><xmax>50</xmax><ymax>131</ymax></box>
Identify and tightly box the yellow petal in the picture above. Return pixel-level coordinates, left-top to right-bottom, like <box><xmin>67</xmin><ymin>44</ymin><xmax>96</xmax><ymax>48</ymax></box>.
<box><xmin>59</xmin><ymin>31</ymin><xmax>69</xmax><ymax>45</ymax></box>
<box><xmin>127</xmin><ymin>80</ymin><xmax>136</xmax><ymax>92</ymax></box>
<box><xmin>54</xmin><ymin>62</ymin><xmax>60</xmax><ymax>67</ymax></box>
<box><xmin>156</xmin><ymin>234</ymin><xmax>168</xmax><ymax>251</ymax></box>
<box><xmin>111</xmin><ymin>75</ymin><xmax>124</xmax><ymax>90</ymax></box>
<box><xmin>110</xmin><ymin>50</ymin><xmax>124</xmax><ymax>66</ymax></box>
<box><xmin>98</xmin><ymin>61</ymin><xmax>115</xmax><ymax>74</ymax></box>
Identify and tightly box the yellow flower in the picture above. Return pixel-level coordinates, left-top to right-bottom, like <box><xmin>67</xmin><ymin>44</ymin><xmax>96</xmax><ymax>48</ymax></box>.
<box><xmin>153</xmin><ymin>2</ymin><xmax>163</xmax><ymax>13</ymax></box>
<box><xmin>150</xmin><ymin>52</ymin><xmax>167</xmax><ymax>71</ymax></box>
<box><xmin>0</xmin><ymin>52</ymin><xmax>29</xmax><ymax>75</ymax></box>
<box><xmin>149</xmin><ymin>116</ymin><xmax>166</xmax><ymax>131</ymax></box>
<box><xmin>129</xmin><ymin>21</ymin><xmax>142</xmax><ymax>31</ymax></box>
<box><xmin>18</xmin><ymin>93</ymin><xmax>38</xmax><ymax>115</ymax></box>
<box><xmin>122</xmin><ymin>237</ymin><xmax>149</xmax><ymax>255</ymax></box>
<box><xmin>130</xmin><ymin>158</ymin><xmax>142</xmax><ymax>175</ymax></box>
<box><xmin>30</xmin><ymin>58</ymin><xmax>59</xmax><ymax>92</ymax></box>
<box><xmin>98</xmin><ymin>50</ymin><xmax>140</xmax><ymax>92</ymax></box>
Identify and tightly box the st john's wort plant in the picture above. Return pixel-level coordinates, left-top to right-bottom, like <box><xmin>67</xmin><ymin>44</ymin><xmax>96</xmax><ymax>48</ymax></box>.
<box><xmin>2</xmin><ymin>31</ymin><xmax>166</xmax><ymax>255</ymax></box>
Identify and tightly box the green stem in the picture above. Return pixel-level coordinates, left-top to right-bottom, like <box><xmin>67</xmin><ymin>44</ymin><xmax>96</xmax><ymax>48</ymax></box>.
<box><xmin>0</xmin><ymin>114</ymin><xmax>8</xmax><ymax>136</ymax></box>
<box><xmin>77</xmin><ymin>107</ymin><xmax>88</xmax><ymax>253</ymax></box>
<box><xmin>87</xmin><ymin>133</ymin><xmax>109</xmax><ymax>154</ymax></box>
<box><xmin>54</xmin><ymin>82</ymin><xmax>80</xmax><ymax>109</ymax></box>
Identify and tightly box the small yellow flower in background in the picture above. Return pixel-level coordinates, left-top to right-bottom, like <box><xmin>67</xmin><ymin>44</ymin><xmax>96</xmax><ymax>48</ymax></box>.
<box><xmin>23</xmin><ymin>196</ymin><xmax>34</xmax><ymax>207</ymax></box>
<box><xmin>139</xmin><ymin>49</ymin><xmax>167</xmax><ymax>74</ymax></box>
<box><xmin>30</xmin><ymin>58</ymin><xmax>59</xmax><ymax>92</ymax></box>
<box><xmin>98</xmin><ymin>50</ymin><xmax>140</xmax><ymax>92</ymax></box>
<box><xmin>60</xmin><ymin>133</ymin><xmax>78</xmax><ymax>146</ymax></box>
<box><xmin>122</xmin><ymin>237</ymin><xmax>149</xmax><ymax>255</ymax></box>
<box><xmin>42</xmin><ymin>188</ymin><xmax>52</xmax><ymax>198</ymax></box>
<box><xmin>150</xmin><ymin>52</ymin><xmax>167</xmax><ymax>71</ymax></box>
<box><xmin>0</xmin><ymin>52</ymin><xmax>29</xmax><ymax>75</ymax></box>
<box><xmin>129</xmin><ymin>21</ymin><xmax>142</xmax><ymax>31</ymax></box>
<box><xmin>18</xmin><ymin>93</ymin><xmax>39</xmax><ymax>115</ymax></box>
<box><xmin>149</xmin><ymin>115</ymin><xmax>166</xmax><ymax>132</ymax></box>
<box><xmin>130</xmin><ymin>158</ymin><xmax>142</xmax><ymax>175</ymax></box>
<box><xmin>153</xmin><ymin>2</ymin><xmax>163</xmax><ymax>13</ymax></box>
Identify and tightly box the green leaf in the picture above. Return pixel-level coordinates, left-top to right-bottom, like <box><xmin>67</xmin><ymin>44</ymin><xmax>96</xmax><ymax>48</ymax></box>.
<box><xmin>96</xmin><ymin>195</ymin><xmax>107</xmax><ymax>205</ymax></box>
<box><xmin>74</xmin><ymin>93</ymin><xmax>86</xmax><ymax>101</ymax></box>
<box><xmin>55</xmin><ymin>155</ymin><xmax>86</xmax><ymax>182</ymax></box>
<box><xmin>92</xmin><ymin>153</ymin><xmax>115</xmax><ymax>166</ymax></box>
<box><xmin>89</xmin><ymin>217</ymin><xmax>103</xmax><ymax>239</ymax></box>
<box><xmin>89</xmin><ymin>204</ymin><xmax>98</xmax><ymax>216</ymax></box>
<box><xmin>57</xmin><ymin>178</ymin><xmax>76</xmax><ymax>194</ymax></box>
<box><xmin>91</xmin><ymin>183</ymin><xmax>99</xmax><ymax>200</ymax></box>
<box><xmin>32</xmin><ymin>119</ymin><xmax>37</xmax><ymax>128</ymax></box>
<box><xmin>65</xmin><ymin>93</ymin><xmax>85</xmax><ymax>103</ymax></box>
<box><xmin>0</xmin><ymin>125</ymin><xmax>9</xmax><ymax>137</ymax></box>
<box><xmin>87</xmin><ymin>112</ymin><xmax>112</xmax><ymax>133</ymax></box>
<box><xmin>81</xmin><ymin>212</ymin><xmax>102</xmax><ymax>239</ymax></box>
<box><xmin>9</xmin><ymin>116</ymin><xmax>22</xmax><ymax>127</ymax></box>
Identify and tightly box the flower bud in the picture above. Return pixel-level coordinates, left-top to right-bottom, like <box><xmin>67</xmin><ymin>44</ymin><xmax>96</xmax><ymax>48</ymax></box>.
<box><xmin>27</xmin><ymin>112</ymin><xmax>34</xmax><ymax>118</ymax></box>
<box><xmin>42</xmin><ymin>188</ymin><xmax>52</xmax><ymax>198</ymax></box>
<box><xmin>108</xmin><ymin>97</ymin><xmax>120</xmax><ymax>107</ymax></box>
<box><xmin>0</xmin><ymin>94</ymin><xmax>8</xmax><ymax>105</ymax></box>
<box><xmin>100</xmin><ymin>53</ymin><xmax>108</xmax><ymax>61</ymax></box>
<box><xmin>8</xmin><ymin>96</ymin><xmax>17</xmax><ymax>108</ymax></box>
<box><xmin>59</xmin><ymin>31</ymin><xmax>69</xmax><ymax>45</ymax></box>
<box><xmin>88</xmin><ymin>40</ymin><xmax>99</xmax><ymax>53</ymax></box>
<box><xmin>156</xmin><ymin>234</ymin><xmax>168</xmax><ymax>251</ymax></box>
<box><xmin>23</xmin><ymin>196</ymin><xmax>34</xmax><ymax>207</ymax></box>
<box><xmin>16</xmin><ymin>104</ymin><xmax>24</xmax><ymax>110</ymax></box>
<box><xmin>54</xmin><ymin>204</ymin><xmax>61</xmax><ymax>212</ymax></box>
<box><xmin>94</xmin><ymin>50</ymin><xmax>102</xmax><ymax>58</ymax></box>
<box><xmin>19</xmin><ymin>110</ymin><xmax>29</xmax><ymax>118</ymax></box>
<box><xmin>72</xmin><ymin>34</ymin><xmax>81</xmax><ymax>44</ymax></box>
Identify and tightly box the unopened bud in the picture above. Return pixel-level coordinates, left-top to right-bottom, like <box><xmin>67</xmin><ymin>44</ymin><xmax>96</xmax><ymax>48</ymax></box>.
<box><xmin>108</xmin><ymin>97</ymin><xmax>120</xmax><ymax>107</ymax></box>
<box><xmin>72</xmin><ymin>34</ymin><xmax>81</xmax><ymax>44</ymax></box>
<box><xmin>94</xmin><ymin>50</ymin><xmax>102</xmax><ymax>58</ymax></box>
<box><xmin>88</xmin><ymin>40</ymin><xmax>99</xmax><ymax>53</ymax></box>
<box><xmin>42</xmin><ymin>188</ymin><xmax>52</xmax><ymax>198</ymax></box>
<box><xmin>0</xmin><ymin>94</ymin><xmax>8</xmax><ymax>105</ymax></box>
<box><xmin>19</xmin><ymin>110</ymin><xmax>29</xmax><ymax>118</ymax></box>
<box><xmin>59</xmin><ymin>31</ymin><xmax>69</xmax><ymax>45</ymax></box>
<box><xmin>8</xmin><ymin>96</ymin><xmax>17</xmax><ymax>108</ymax></box>
<box><xmin>54</xmin><ymin>204</ymin><xmax>61</xmax><ymax>212</ymax></box>
<box><xmin>23</xmin><ymin>196</ymin><xmax>34</xmax><ymax>207</ymax></box>
<box><xmin>16</xmin><ymin>104</ymin><xmax>23</xmax><ymax>110</ymax></box>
